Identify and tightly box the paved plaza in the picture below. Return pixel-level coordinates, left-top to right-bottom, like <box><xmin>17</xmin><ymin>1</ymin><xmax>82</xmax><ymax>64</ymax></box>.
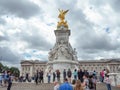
<box><xmin>0</xmin><ymin>82</ymin><xmax>119</xmax><ymax>90</ymax></box>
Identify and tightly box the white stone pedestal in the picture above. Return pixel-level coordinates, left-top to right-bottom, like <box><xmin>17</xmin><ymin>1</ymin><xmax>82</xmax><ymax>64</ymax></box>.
<box><xmin>45</xmin><ymin>28</ymin><xmax>79</xmax><ymax>83</ymax></box>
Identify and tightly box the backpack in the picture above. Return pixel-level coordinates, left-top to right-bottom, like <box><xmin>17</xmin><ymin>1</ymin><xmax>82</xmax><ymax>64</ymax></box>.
<box><xmin>88</xmin><ymin>78</ymin><xmax>94</xmax><ymax>89</ymax></box>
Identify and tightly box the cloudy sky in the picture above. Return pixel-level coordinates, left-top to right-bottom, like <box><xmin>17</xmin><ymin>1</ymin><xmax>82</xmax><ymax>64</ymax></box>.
<box><xmin>0</xmin><ymin>0</ymin><xmax>120</xmax><ymax>67</ymax></box>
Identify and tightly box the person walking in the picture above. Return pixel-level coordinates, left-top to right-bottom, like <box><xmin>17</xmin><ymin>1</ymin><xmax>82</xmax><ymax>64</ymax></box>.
<box><xmin>7</xmin><ymin>71</ymin><xmax>12</xmax><ymax>90</ymax></box>
<box><xmin>25</xmin><ymin>73</ymin><xmax>29</xmax><ymax>82</ymax></box>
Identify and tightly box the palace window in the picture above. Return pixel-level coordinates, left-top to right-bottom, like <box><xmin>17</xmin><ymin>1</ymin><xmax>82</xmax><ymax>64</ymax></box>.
<box><xmin>28</xmin><ymin>67</ymin><xmax>30</xmax><ymax>71</ymax></box>
<box><xmin>117</xmin><ymin>66</ymin><xmax>118</xmax><ymax>69</ymax></box>
<box><xmin>22</xmin><ymin>67</ymin><xmax>24</xmax><ymax>71</ymax></box>
<box><xmin>91</xmin><ymin>67</ymin><xmax>93</xmax><ymax>70</ymax></box>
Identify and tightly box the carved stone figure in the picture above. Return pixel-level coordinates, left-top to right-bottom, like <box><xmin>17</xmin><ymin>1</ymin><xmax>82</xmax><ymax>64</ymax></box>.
<box><xmin>48</xmin><ymin>49</ymin><xmax>53</xmax><ymax>61</ymax></box>
<box><xmin>73</xmin><ymin>48</ymin><xmax>78</xmax><ymax>60</ymax></box>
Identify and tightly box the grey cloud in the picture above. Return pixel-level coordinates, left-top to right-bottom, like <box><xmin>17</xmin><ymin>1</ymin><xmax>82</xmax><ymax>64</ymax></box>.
<box><xmin>0</xmin><ymin>0</ymin><xmax>41</xmax><ymax>19</ymax></box>
<box><xmin>21</xmin><ymin>34</ymin><xmax>52</xmax><ymax>50</ymax></box>
<box><xmin>55</xmin><ymin>0</ymin><xmax>77</xmax><ymax>10</ymax></box>
<box><xmin>89</xmin><ymin>0</ymin><xmax>120</xmax><ymax>13</ymax></box>
<box><xmin>18</xmin><ymin>28</ymin><xmax>52</xmax><ymax>51</ymax></box>
<box><xmin>0</xmin><ymin>36</ymin><xmax>9</xmax><ymax>41</ymax></box>
<box><xmin>0</xmin><ymin>31</ymin><xmax>9</xmax><ymax>41</ymax></box>
<box><xmin>0</xmin><ymin>47</ymin><xmax>23</xmax><ymax>64</ymax></box>
<box><xmin>109</xmin><ymin>0</ymin><xmax>120</xmax><ymax>12</ymax></box>
<box><xmin>89</xmin><ymin>0</ymin><xmax>106</xmax><ymax>7</ymax></box>
<box><xmin>75</xmin><ymin>30</ymin><xmax>120</xmax><ymax>53</ymax></box>
<box><xmin>78</xmin><ymin>52</ymin><xmax>96</xmax><ymax>60</ymax></box>
<box><xmin>0</xmin><ymin>18</ymin><xmax>6</xmax><ymax>25</ymax></box>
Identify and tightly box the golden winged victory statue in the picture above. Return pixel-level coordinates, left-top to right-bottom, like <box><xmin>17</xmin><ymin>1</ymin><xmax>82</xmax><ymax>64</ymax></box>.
<box><xmin>57</xmin><ymin>9</ymin><xmax>69</xmax><ymax>29</ymax></box>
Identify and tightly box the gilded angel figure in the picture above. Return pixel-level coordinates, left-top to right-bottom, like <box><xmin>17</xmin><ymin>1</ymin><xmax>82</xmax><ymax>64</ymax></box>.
<box><xmin>58</xmin><ymin>9</ymin><xmax>69</xmax><ymax>21</ymax></box>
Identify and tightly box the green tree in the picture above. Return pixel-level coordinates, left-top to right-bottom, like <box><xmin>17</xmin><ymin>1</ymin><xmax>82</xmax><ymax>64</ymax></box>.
<box><xmin>10</xmin><ymin>67</ymin><xmax>20</xmax><ymax>77</ymax></box>
<box><xmin>0</xmin><ymin>62</ymin><xmax>3</xmax><ymax>73</ymax></box>
<box><xmin>3</xmin><ymin>65</ymin><xmax>9</xmax><ymax>71</ymax></box>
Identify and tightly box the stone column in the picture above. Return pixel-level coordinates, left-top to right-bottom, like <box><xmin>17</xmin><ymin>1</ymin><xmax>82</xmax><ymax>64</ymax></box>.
<box><xmin>30</xmin><ymin>66</ymin><xmax>33</xmax><ymax>77</ymax></box>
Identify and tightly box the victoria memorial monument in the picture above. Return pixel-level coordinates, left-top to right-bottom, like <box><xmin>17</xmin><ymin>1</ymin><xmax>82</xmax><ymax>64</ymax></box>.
<box><xmin>46</xmin><ymin>9</ymin><xmax>79</xmax><ymax>72</ymax></box>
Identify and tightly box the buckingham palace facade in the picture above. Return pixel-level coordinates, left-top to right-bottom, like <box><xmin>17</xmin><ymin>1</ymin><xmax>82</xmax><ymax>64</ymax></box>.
<box><xmin>20</xmin><ymin>59</ymin><xmax>120</xmax><ymax>77</ymax></box>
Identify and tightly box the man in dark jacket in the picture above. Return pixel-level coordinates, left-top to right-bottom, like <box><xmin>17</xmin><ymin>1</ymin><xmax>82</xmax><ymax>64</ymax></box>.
<box><xmin>78</xmin><ymin>69</ymin><xmax>84</xmax><ymax>82</ymax></box>
<box><xmin>7</xmin><ymin>71</ymin><xmax>12</xmax><ymax>90</ymax></box>
<box><xmin>67</xmin><ymin>69</ymin><xmax>72</xmax><ymax>83</ymax></box>
<box><xmin>39</xmin><ymin>70</ymin><xmax>44</xmax><ymax>83</ymax></box>
<box><xmin>63</xmin><ymin>69</ymin><xmax>66</xmax><ymax>81</ymax></box>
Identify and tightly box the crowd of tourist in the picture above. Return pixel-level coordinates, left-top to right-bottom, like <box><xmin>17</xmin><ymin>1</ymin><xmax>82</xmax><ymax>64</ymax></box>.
<box><xmin>45</xmin><ymin>69</ymin><xmax>97</xmax><ymax>84</ymax></box>
<box><xmin>18</xmin><ymin>68</ymin><xmax>112</xmax><ymax>90</ymax></box>
<box><xmin>0</xmin><ymin>68</ymin><xmax>112</xmax><ymax>90</ymax></box>
<box><xmin>51</xmin><ymin>68</ymin><xmax>111</xmax><ymax>90</ymax></box>
<box><xmin>51</xmin><ymin>69</ymin><xmax>97</xmax><ymax>90</ymax></box>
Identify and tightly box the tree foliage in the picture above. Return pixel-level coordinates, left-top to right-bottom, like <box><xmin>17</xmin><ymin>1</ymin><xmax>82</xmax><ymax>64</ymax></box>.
<box><xmin>10</xmin><ymin>67</ymin><xmax>20</xmax><ymax>77</ymax></box>
<box><xmin>0</xmin><ymin>62</ymin><xmax>20</xmax><ymax>77</ymax></box>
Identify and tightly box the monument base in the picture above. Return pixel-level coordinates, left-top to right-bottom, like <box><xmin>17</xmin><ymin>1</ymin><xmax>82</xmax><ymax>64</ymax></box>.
<box><xmin>46</xmin><ymin>60</ymin><xmax>79</xmax><ymax>73</ymax></box>
<box><xmin>44</xmin><ymin>60</ymin><xmax>79</xmax><ymax>83</ymax></box>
